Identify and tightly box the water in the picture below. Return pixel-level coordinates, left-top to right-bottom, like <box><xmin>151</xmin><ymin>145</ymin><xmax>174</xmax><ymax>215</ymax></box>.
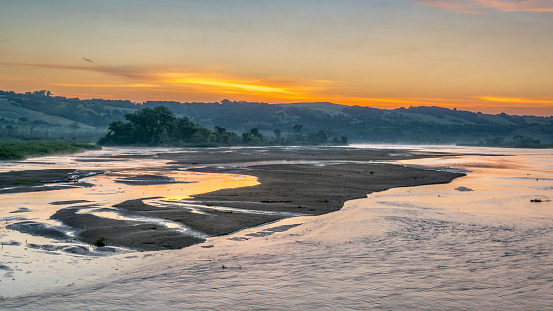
<box><xmin>2</xmin><ymin>146</ymin><xmax>553</xmax><ymax>309</ymax></box>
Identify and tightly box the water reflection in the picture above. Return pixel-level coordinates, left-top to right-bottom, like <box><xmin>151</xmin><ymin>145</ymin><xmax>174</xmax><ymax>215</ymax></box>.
<box><xmin>0</xmin><ymin>148</ymin><xmax>258</xmax><ymax>297</ymax></box>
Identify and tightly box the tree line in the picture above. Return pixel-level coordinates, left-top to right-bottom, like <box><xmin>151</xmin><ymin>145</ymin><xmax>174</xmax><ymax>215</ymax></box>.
<box><xmin>98</xmin><ymin>106</ymin><xmax>348</xmax><ymax>147</ymax></box>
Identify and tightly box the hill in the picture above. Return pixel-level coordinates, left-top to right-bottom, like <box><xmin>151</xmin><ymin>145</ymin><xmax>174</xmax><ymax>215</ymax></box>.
<box><xmin>1</xmin><ymin>90</ymin><xmax>552</xmax><ymax>146</ymax></box>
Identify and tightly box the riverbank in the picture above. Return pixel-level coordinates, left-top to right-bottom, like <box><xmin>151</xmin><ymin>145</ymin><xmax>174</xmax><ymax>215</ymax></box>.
<box><xmin>0</xmin><ymin>141</ymin><xmax>101</xmax><ymax>160</ymax></box>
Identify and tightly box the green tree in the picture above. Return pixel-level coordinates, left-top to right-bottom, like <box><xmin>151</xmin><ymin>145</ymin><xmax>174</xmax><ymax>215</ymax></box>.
<box><xmin>249</xmin><ymin>127</ymin><xmax>263</xmax><ymax>140</ymax></box>
<box><xmin>175</xmin><ymin>117</ymin><xmax>197</xmax><ymax>141</ymax></box>
<box><xmin>32</xmin><ymin>90</ymin><xmax>52</xmax><ymax>97</ymax></box>
<box><xmin>306</xmin><ymin>130</ymin><xmax>328</xmax><ymax>144</ymax></box>
<box><xmin>215</xmin><ymin>125</ymin><xmax>226</xmax><ymax>135</ymax></box>
<box><xmin>242</xmin><ymin>132</ymin><xmax>252</xmax><ymax>144</ymax></box>
<box><xmin>124</xmin><ymin>106</ymin><xmax>176</xmax><ymax>144</ymax></box>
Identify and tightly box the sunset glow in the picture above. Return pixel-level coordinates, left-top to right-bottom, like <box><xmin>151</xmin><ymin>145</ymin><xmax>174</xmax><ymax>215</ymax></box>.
<box><xmin>1</xmin><ymin>0</ymin><xmax>552</xmax><ymax>115</ymax></box>
<box><xmin>159</xmin><ymin>73</ymin><xmax>295</xmax><ymax>94</ymax></box>
<box><xmin>477</xmin><ymin>96</ymin><xmax>553</xmax><ymax>105</ymax></box>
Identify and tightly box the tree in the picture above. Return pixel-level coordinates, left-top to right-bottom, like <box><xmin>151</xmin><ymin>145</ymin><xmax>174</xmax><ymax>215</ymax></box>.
<box><xmin>293</xmin><ymin>124</ymin><xmax>303</xmax><ymax>138</ymax></box>
<box><xmin>306</xmin><ymin>130</ymin><xmax>328</xmax><ymax>144</ymax></box>
<box><xmin>274</xmin><ymin>128</ymin><xmax>281</xmax><ymax>142</ymax></box>
<box><xmin>124</xmin><ymin>106</ymin><xmax>176</xmax><ymax>144</ymax></box>
<box><xmin>249</xmin><ymin>127</ymin><xmax>263</xmax><ymax>140</ymax></box>
<box><xmin>215</xmin><ymin>125</ymin><xmax>226</xmax><ymax>135</ymax></box>
<box><xmin>6</xmin><ymin>125</ymin><xmax>18</xmax><ymax>137</ymax></box>
<box><xmin>99</xmin><ymin>121</ymin><xmax>133</xmax><ymax>144</ymax></box>
<box><xmin>69</xmin><ymin>121</ymin><xmax>81</xmax><ymax>137</ymax></box>
<box><xmin>322</xmin><ymin>126</ymin><xmax>335</xmax><ymax>142</ymax></box>
<box><xmin>340</xmin><ymin>136</ymin><xmax>348</xmax><ymax>144</ymax></box>
<box><xmin>175</xmin><ymin>117</ymin><xmax>197</xmax><ymax>141</ymax></box>
<box><xmin>242</xmin><ymin>132</ymin><xmax>252</xmax><ymax>144</ymax></box>
<box><xmin>32</xmin><ymin>90</ymin><xmax>52</xmax><ymax>97</ymax></box>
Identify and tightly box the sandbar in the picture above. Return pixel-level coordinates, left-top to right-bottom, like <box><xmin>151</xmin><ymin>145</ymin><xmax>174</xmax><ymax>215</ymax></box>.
<box><xmin>4</xmin><ymin>147</ymin><xmax>465</xmax><ymax>251</ymax></box>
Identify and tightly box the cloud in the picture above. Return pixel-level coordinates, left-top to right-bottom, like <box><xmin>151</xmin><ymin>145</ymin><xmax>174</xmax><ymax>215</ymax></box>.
<box><xmin>8</xmin><ymin>61</ymin><xmax>327</xmax><ymax>99</ymax></box>
<box><xmin>52</xmin><ymin>83</ymin><xmax>160</xmax><ymax>88</ymax></box>
<box><xmin>479</xmin><ymin>0</ymin><xmax>553</xmax><ymax>12</ymax></box>
<box><xmin>414</xmin><ymin>0</ymin><xmax>486</xmax><ymax>13</ymax></box>
<box><xmin>14</xmin><ymin>62</ymin><xmax>152</xmax><ymax>80</ymax></box>
<box><xmin>82</xmin><ymin>57</ymin><xmax>95</xmax><ymax>64</ymax></box>
<box><xmin>159</xmin><ymin>73</ymin><xmax>295</xmax><ymax>95</ymax></box>
<box><xmin>476</xmin><ymin>95</ymin><xmax>553</xmax><ymax>105</ymax></box>
<box><xmin>415</xmin><ymin>0</ymin><xmax>553</xmax><ymax>13</ymax></box>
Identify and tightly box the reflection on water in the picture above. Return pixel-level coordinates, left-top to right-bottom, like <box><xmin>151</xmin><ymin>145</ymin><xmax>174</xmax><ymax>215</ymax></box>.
<box><xmin>0</xmin><ymin>148</ymin><xmax>258</xmax><ymax>297</ymax></box>
<box><xmin>2</xmin><ymin>146</ymin><xmax>553</xmax><ymax>310</ymax></box>
<box><xmin>146</xmin><ymin>199</ymin><xmax>309</xmax><ymax>217</ymax></box>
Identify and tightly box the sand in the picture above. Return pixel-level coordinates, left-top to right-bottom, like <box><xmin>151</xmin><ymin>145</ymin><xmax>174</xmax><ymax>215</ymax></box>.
<box><xmin>3</xmin><ymin>147</ymin><xmax>465</xmax><ymax>250</ymax></box>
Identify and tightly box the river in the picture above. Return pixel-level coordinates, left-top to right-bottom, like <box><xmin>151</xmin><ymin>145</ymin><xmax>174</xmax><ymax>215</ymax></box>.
<box><xmin>1</xmin><ymin>146</ymin><xmax>553</xmax><ymax>310</ymax></box>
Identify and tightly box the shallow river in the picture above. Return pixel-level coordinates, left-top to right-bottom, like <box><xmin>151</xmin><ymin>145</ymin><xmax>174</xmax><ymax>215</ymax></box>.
<box><xmin>2</xmin><ymin>146</ymin><xmax>553</xmax><ymax>310</ymax></box>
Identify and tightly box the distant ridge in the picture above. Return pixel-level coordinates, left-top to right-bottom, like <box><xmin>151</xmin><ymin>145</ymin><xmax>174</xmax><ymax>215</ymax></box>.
<box><xmin>1</xmin><ymin>90</ymin><xmax>552</xmax><ymax>145</ymax></box>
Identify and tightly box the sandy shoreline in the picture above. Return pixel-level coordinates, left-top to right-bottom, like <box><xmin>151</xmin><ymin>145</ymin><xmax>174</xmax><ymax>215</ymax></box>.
<box><xmin>2</xmin><ymin>147</ymin><xmax>465</xmax><ymax>251</ymax></box>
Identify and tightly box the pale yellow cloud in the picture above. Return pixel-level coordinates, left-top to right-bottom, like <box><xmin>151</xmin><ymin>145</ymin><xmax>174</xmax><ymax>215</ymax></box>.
<box><xmin>159</xmin><ymin>73</ymin><xmax>295</xmax><ymax>95</ymax></box>
<box><xmin>476</xmin><ymin>95</ymin><xmax>553</xmax><ymax>104</ymax></box>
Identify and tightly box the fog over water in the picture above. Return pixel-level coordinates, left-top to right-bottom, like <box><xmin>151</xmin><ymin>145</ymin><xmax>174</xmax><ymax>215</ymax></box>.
<box><xmin>2</xmin><ymin>146</ymin><xmax>553</xmax><ymax>310</ymax></box>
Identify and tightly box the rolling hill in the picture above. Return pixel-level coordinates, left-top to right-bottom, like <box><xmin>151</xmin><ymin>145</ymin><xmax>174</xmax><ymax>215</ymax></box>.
<box><xmin>1</xmin><ymin>90</ymin><xmax>552</xmax><ymax>146</ymax></box>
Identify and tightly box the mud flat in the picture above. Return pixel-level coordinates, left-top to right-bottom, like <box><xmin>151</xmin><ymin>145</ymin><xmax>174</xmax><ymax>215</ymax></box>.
<box><xmin>0</xmin><ymin>169</ymin><xmax>100</xmax><ymax>194</ymax></box>
<box><xmin>187</xmin><ymin>162</ymin><xmax>463</xmax><ymax>217</ymax></box>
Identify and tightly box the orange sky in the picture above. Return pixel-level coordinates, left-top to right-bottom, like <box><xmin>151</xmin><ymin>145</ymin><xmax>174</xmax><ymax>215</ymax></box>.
<box><xmin>1</xmin><ymin>0</ymin><xmax>552</xmax><ymax>116</ymax></box>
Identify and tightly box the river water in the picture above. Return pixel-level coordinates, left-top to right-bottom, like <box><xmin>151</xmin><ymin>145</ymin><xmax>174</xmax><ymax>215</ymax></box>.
<box><xmin>1</xmin><ymin>146</ymin><xmax>553</xmax><ymax>310</ymax></box>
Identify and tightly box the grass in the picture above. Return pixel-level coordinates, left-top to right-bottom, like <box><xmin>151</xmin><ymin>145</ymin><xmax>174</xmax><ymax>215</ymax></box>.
<box><xmin>14</xmin><ymin>179</ymin><xmax>42</xmax><ymax>185</ymax></box>
<box><xmin>94</xmin><ymin>237</ymin><xmax>106</xmax><ymax>247</ymax></box>
<box><xmin>0</xmin><ymin>141</ymin><xmax>101</xmax><ymax>160</ymax></box>
<box><xmin>0</xmin><ymin>99</ymin><xmax>96</xmax><ymax>129</ymax></box>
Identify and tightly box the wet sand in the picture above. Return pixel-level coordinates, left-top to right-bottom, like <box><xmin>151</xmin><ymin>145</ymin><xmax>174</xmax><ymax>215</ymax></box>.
<box><xmin>0</xmin><ymin>169</ymin><xmax>100</xmax><ymax>194</ymax></box>
<box><xmin>187</xmin><ymin>163</ymin><xmax>462</xmax><ymax>217</ymax></box>
<box><xmin>4</xmin><ymin>147</ymin><xmax>465</xmax><ymax>250</ymax></box>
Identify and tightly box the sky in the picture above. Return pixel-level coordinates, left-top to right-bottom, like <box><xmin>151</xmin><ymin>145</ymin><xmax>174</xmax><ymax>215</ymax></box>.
<box><xmin>1</xmin><ymin>0</ymin><xmax>553</xmax><ymax>116</ymax></box>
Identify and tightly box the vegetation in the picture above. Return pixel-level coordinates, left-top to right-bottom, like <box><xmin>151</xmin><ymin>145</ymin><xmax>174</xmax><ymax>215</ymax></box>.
<box><xmin>0</xmin><ymin>90</ymin><xmax>134</xmax><ymax>142</ymax></box>
<box><xmin>14</xmin><ymin>179</ymin><xmax>42</xmax><ymax>185</ymax></box>
<box><xmin>464</xmin><ymin>135</ymin><xmax>553</xmax><ymax>148</ymax></box>
<box><xmin>94</xmin><ymin>237</ymin><xmax>106</xmax><ymax>247</ymax></box>
<box><xmin>98</xmin><ymin>106</ymin><xmax>240</xmax><ymax>146</ymax></box>
<box><xmin>1</xmin><ymin>89</ymin><xmax>553</xmax><ymax>146</ymax></box>
<box><xmin>0</xmin><ymin>141</ymin><xmax>101</xmax><ymax>160</ymax></box>
<box><xmin>98</xmin><ymin>106</ymin><xmax>347</xmax><ymax>146</ymax></box>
